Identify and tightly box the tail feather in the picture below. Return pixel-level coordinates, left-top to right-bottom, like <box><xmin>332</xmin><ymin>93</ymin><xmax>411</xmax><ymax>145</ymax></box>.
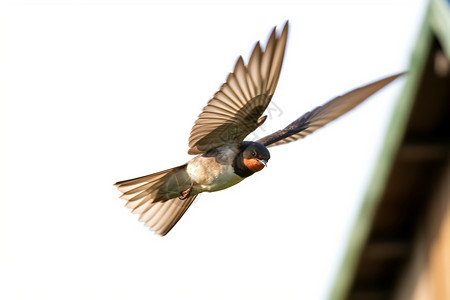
<box><xmin>145</xmin><ymin>195</ymin><xmax>198</xmax><ymax>235</ymax></box>
<box><xmin>120</xmin><ymin>181</ymin><xmax>160</xmax><ymax>198</ymax></box>
<box><xmin>115</xmin><ymin>165</ymin><xmax>197</xmax><ymax>235</ymax></box>
<box><xmin>115</xmin><ymin>169</ymin><xmax>171</xmax><ymax>191</ymax></box>
<box><xmin>164</xmin><ymin>195</ymin><xmax>198</xmax><ymax>234</ymax></box>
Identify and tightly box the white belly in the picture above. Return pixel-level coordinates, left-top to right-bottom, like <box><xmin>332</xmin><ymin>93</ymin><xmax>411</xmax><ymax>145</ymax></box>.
<box><xmin>186</xmin><ymin>156</ymin><xmax>244</xmax><ymax>193</ymax></box>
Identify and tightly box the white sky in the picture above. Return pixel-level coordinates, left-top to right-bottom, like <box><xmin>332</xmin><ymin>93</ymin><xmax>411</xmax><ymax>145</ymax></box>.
<box><xmin>1</xmin><ymin>1</ymin><xmax>426</xmax><ymax>299</ymax></box>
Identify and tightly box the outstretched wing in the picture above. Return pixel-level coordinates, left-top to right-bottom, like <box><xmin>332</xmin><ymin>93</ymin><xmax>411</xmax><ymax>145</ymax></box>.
<box><xmin>256</xmin><ymin>72</ymin><xmax>405</xmax><ymax>147</ymax></box>
<box><xmin>188</xmin><ymin>21</ymin><xmax>289</xmax><ymax>155</ymax></box>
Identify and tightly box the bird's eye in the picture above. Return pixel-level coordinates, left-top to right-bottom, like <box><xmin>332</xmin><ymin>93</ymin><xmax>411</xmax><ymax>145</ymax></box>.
<box><xmin>251</xmin><ymin>152</ymin><xmax>256</xmax><ymax>157</ymax></box>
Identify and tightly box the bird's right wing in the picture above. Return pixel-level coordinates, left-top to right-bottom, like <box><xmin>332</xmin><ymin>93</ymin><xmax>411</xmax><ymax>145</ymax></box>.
<box><xmin>256</xmin><ymin>72</ymin><xmax>405</xmax><ymax>147</ymax></box>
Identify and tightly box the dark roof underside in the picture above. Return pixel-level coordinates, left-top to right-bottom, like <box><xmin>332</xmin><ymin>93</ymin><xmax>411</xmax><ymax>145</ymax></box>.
<box><xmin>348</xmin><ymin>35</ymin><xmax>450</xmax><ymax>300</ymax></box>
<box><xmin>330</xmin><ymin>0</ymin><xmax>450</xmax><ymax>298</ymax></box>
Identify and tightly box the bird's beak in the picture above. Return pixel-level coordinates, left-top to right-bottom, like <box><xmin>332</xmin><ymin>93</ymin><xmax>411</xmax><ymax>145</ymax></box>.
<box><xmin>260</xmin><ymin>159</ymin><xmax>268</xmax><ymax>167</ymax></box>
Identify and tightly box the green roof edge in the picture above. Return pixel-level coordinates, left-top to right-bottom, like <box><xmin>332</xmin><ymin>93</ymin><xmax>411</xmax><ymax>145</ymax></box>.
<box><xmin>326</xmin><ymin>0</ymin><xmax>446</xmax><ymax>298</ymax></box>
<box><xmin>429</xmin><ymin>0</ymin><xmax>450</xmax><ymax>57</ymax></box>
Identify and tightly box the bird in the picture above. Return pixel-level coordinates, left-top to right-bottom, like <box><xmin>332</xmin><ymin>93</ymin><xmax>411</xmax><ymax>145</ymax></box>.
<box><xmin>115</xmin><ymin>21</ymin><xmax>404</xmax><ymax>236</ymax></box>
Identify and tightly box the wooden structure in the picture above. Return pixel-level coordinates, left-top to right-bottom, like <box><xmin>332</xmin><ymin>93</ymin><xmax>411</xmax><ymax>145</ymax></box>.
<box><xmin>330</xmin><ymin>0</ymin><xmax>450</xmax><ymax>299</ymax></box>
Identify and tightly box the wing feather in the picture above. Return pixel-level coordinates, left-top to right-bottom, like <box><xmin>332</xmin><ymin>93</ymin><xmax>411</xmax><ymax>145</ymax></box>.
<box><xmin>234</xmin><ymin>57</ymin><xmax>252</xmax><ymax>101</ymax></box>
<box><xmin>248</xmin><ymin>42</ymin><xmax>263</xmax><ymax>93</ymax></box>
<box><xmin>188</xmin><ymin>21</ymin><xmax>289</xmax><ymax>155</ymax></box>
<box><xmin>260</xmin><ymin>29</ymin><xmax>277</xmax><ymax>91</ymax></box>
<box><xmin>257</xmin><ymin>72</ymin><xmax>405</xmax><ymax>147</ymax></box>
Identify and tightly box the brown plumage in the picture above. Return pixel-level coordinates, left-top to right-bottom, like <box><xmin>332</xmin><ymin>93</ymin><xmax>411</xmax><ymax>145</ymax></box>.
<box><xmin>256</xmin><ymin>72</ymin><xmax>404</xmax><ymax>147</ymax></box>
<box><xmin>115</xmin><ymin>21</ymin><xmax>404</xmax><ymax>236</ymax></box>
<box><xmin>188</xmin><ymin>23</ymin><xmax>289</xmax><ymax>155</ymax></box>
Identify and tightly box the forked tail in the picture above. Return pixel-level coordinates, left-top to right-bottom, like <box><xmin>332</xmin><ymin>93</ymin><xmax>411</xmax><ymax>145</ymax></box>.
<box><xmin>114</xmin><ymin>165</ymin><xmax>197</xmax><ymax>236</ymax></box>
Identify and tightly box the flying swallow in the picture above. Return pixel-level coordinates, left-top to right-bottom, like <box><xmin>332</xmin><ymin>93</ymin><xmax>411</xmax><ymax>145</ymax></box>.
<box><xmin>115</xmin><ymin>21</ymin><xmax>404</xmax><ymax>235</ymax></box>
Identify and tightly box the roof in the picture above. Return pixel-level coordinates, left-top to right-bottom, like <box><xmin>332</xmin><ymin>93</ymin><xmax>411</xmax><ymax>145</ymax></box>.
<box><xmin>329</xmin><ymin>0</ymin><xmax>450</xmax><ymax>298</ymax></box>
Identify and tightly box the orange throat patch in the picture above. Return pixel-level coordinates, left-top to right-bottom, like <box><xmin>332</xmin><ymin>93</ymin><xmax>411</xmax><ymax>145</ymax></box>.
<box><xmin>243</xmin><ymin>158</ymin><xmax>266</xmax><ymax>173</ymax></box>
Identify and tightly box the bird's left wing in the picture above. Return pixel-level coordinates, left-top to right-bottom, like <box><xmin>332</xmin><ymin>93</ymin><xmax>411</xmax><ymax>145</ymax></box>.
<box><xmin>188</xmin><ymin>21</ymin><xmax>289</xmax><ymax>155</ymax></box>
<box><xmin>256</xmin><ymin>72</ymin><xmax>405</xmax><ymax>147</ymax></box>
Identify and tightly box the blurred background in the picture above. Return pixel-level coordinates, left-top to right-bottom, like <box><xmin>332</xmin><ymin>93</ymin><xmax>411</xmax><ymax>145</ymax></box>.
<box><xmin>331</xmin><ymin>0</ymin><xmax>450</xmax><ymax>299</ymax></box>
<box><xmin>3</xmin><ymin>0</ymin><xmax>446</xmax><ymax>299</ymax></box>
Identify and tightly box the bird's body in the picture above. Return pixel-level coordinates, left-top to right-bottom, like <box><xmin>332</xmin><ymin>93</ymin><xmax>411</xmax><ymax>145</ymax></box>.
<box><xmin>115</xmin><ymin>21</ymin><xmax>404</xmax><ymax>235</ymax></box>
<box><xmin>187</xmin><ymin>147</ymin><xmax>243</xmax><ymax>193</ymax></box>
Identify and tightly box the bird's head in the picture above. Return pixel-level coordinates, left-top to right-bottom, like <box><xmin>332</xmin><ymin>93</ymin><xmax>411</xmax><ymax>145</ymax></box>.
<box><xmin>241</xmin><ymin>142</ymin><xmax>270</xmax><ymax>173</ymax></box>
